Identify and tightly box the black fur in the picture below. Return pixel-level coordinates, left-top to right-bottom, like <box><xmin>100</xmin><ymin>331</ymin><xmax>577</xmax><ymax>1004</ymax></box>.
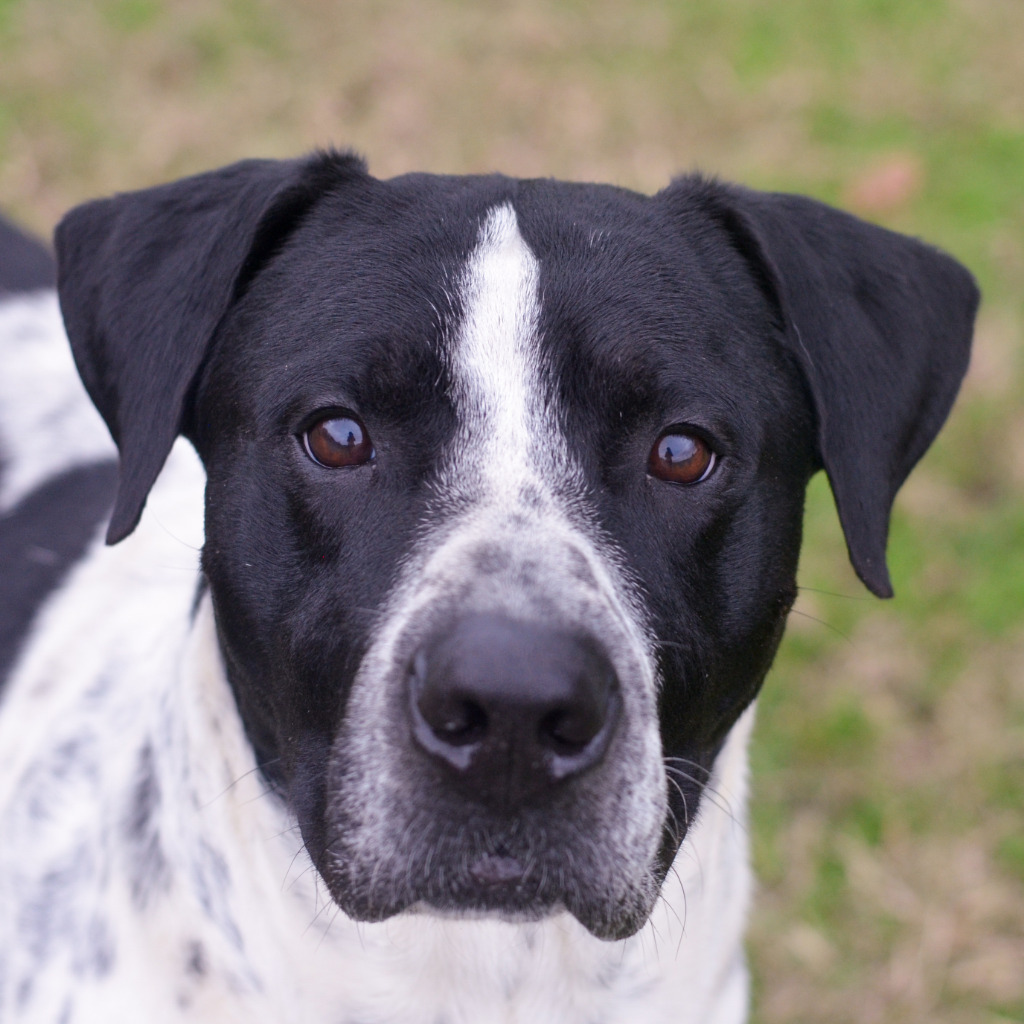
<box><xmin>0</xmin><ymin>215</ymin><xmax>55</xmax><ymax>294</ymax></box>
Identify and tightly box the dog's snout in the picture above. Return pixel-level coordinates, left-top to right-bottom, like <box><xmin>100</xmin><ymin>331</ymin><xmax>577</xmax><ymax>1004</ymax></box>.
<box><xmin>408</xmin><ymin>613</ymin><xmax>621</xmax><ymax>807</ymax></box>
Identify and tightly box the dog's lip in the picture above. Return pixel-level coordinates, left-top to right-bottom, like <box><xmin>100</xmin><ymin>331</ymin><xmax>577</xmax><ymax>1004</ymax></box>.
<box><xmin>323</xmin><ymin>838</ymin><xmax>654</xmax><ymax>939</ymax></box>
<box><xmin>468</xmin><ymin>852</ymin><xmax>526</xmax><ymax>886</ymax></box>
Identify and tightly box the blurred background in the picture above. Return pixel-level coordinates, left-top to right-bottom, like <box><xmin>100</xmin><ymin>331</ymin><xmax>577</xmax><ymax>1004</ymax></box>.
<box><xmin>1</xmin><ymin>1</ymin><xmax>1021</xmax><ymax>1021</ymax></box>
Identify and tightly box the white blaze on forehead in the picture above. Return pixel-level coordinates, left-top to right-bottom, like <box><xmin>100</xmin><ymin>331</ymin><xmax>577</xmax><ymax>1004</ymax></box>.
<box><xmin>426</xmin><ymin>202</ymin><xmax>652</xmax><ymax>665</ymax></box>
<box><xmin>450</xmin><ymin>203</ymin><xmax>559</xmax><ymax>494</ymax></box>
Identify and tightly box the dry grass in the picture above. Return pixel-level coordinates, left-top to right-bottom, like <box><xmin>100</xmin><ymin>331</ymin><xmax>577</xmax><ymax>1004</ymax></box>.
<box><xmin>751</xmin><ymin>606</ymin><xmax>1024</xmax><ymax>1023</ymax></box>
<box><xmin>1</xmin><ymin>1</ymin><xmax>1022</xmax><ymax>1020</ymax></box>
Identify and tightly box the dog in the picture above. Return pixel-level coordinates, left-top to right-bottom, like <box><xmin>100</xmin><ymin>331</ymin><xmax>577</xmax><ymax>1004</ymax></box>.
<box><xmin>0</xmin><ymin>152</ymin><xmax>978</xmax><ymax>1023</ymax></box>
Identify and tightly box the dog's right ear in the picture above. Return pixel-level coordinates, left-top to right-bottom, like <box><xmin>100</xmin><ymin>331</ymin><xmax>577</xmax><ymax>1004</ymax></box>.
<box><xmin>56</xmin><ymin>151</ymin><xmax>367</xmax><ymax>544</ymax></box>
<box><xmin>673</xmin><ymin>179</ymin><xmax>978</xmax><ymax>599</ymax></box>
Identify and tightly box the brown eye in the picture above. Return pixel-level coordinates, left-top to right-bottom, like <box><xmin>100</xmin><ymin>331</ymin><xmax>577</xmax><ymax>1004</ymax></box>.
<box><xmin>648</xmin><ymin>430</ymin><xmax>715</xmax><ymax>484</ymax></box>
<box><xmin>304</xmin><ymin>415</ymin><xmax>375</xmax><ymax>469</ymax></box>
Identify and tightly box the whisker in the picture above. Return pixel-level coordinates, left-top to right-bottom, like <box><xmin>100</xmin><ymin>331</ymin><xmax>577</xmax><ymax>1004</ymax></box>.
<box><xmin>664</xmin><ymin>771</ymin><xmax>690</xmax><ymax>828</ymax></box>
<box><xmin>675</xmin><ymin>832</ymin><xmax>707</xmax><ymax>895</ymax></box>
<box><xmin>797</xmin><ymin>585</ymin><xmax>871</xmax><ymax>602</ymax></box>
<box><xmin>647</xmin><ymin>912</ymin><xmax>663</xmax><ymax>960</ymax></box>
<box><xmin>662</xmin><ymin>755</ymin><xmax>712</xmax><ymax>780</ymax></box>
<box><xmin>788</xmin><ymin>607</ymin><xmax>852</xmax><ymax>642</ymax></box>
<box><xmin>201</xmin><ymin>758</ymin><xmax>282</xmax><ymax>809</ymax></box>
<box><xmin>664</xmin><ymin>805</ymin><xmax>685</xmax><ymax>848</ymax></box>
<box><xmin>664</xmin><ymin>763</ymin><xmax>740</xmax><ymax>828</ymax></box>
<box><xmin>267</xmin><ymin>823</ymin><xmax>302</xmax><ymax>842</ymax></box>
<box><xmin>304</xmin><ymin>895</ymin><xmax>335</xmax><ymax>937</ymax></box>
<box><xmin>315</xmin><ymin>904</ymin><xmax>344</xmax><ymax>953</ymax></box>
<box><xmin>150</xmin><ymin>514</ymin><xmax>203</xmax><ymax>552</ymax></box>
<box><xmin>668</xmin><ymin>864</ymin><xmax>689</xmax><ymax>957</ymax></box>
<box><xmin>652</xmin><ymin>861</ymin><xmax>687</xmax><ymax>956</ymax></box>
<box><xmin>283</xmin><ymin>846</ymin><xmax>316</xmax><ymax>893</ymax></box>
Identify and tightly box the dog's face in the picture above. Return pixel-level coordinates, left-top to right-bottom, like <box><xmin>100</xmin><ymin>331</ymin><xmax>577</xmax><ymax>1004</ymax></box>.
<box><xmin>193</xmin><ymin>182</ymin><xmax>814</xmax><ymax>937</ymax></box>
<box><xmin>55</xmin><ymin>153</ymin><xmax>977</xmax><ymax>940</ymax></box>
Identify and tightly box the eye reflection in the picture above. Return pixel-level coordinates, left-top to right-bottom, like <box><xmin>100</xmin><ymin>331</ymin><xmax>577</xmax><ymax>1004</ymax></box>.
<box><xmin>304</xmin><ymin>415</ymin><xmax>375</xmax><ymax>469</ymax></box>
<box><xmin>648</xmin><ymin>430</ymin><xmax>715</xmax><ymax>485</ymax></box>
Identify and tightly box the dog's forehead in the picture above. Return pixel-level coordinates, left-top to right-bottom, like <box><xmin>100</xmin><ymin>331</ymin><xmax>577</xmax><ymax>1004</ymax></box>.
<box><xmin>220</xmin><ymin>175</ymin><xmax>781</xmax><ymax>431</ymax></box>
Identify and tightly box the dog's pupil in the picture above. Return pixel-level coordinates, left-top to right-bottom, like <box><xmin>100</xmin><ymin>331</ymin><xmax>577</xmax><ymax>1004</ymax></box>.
<box><xmin>306</xmin><ymin>416</ymin><xmax>374</xmax><ymax>468</ymax></box>
<box><xmin>649</xmin><ymin>431</ymin><xmax>712</xmax><ymax>484</ymax></box>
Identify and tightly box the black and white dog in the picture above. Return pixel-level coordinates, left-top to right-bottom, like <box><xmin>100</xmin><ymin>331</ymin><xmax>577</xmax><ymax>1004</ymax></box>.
<box><xmin>0</xmin><ymin>153</ymin><xmax>978</xmax><ymax>1023</ymax></box>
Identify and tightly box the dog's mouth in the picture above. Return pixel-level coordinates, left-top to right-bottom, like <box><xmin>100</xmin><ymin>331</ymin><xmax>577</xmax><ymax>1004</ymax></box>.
<box><xmin>409</xmin><ymin>844</ymin><xmax>563</xmax><ymax>922</ymax></box>
<box><xmin>313</xmin><ymin>781</ymin><xmax>677</xmax><ymax>941</ymax></box>
<box><xmin>320</xmin><ymin>853</ymin><xmax>656</xmax><ymax>941</ymax></box>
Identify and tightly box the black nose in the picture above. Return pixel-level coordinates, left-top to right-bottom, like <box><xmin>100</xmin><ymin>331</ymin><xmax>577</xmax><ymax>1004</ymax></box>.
<box><xmin>408</xmin><ymin>613</ymin><xmax>621</xmax><ymax>809</ymax></box>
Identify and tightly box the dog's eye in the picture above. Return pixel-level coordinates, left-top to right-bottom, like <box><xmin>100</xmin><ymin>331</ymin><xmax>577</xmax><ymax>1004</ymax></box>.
<box><xmin>648</xmin><ymin>429</ymin><xmax>715</xmax><ymax>485</ymax></box>
<box><xmin>304</xmin><ymin>415</ymin><xmax>375</xmax><ymax>469</ymax></box>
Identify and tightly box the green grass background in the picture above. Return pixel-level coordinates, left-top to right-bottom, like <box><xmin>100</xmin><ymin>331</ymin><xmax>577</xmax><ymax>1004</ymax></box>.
<box><xmin>2</xmin><ymin>1</ymin><xmax>1021</xmax><ymax>1020</ymax></box>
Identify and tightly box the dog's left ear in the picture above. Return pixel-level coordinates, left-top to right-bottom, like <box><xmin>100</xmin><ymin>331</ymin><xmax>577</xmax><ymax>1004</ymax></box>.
<box><xmin>56</xmin><ymin>151</ymin><xmax>367</xmax><ymax>544</ymax></box>
<box><xmin>679</xmin><ymin>181</ymin><xmax>979</xmax><ymax>598</ymax></box>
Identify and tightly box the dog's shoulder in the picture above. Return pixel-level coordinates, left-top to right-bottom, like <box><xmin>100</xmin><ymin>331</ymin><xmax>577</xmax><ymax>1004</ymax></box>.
<box><xmin>0</xmin><ymin>223</ymin><xmax>118</xmax><ymax>687</ymax></box>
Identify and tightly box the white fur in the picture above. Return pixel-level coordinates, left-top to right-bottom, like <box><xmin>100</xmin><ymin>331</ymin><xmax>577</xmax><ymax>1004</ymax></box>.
<box><xmin>0</xmin><ymin>263</ymin><xmax>753</xmax><ymax>1022</ymax></box>
<box><xmin>0</xmin><ymin>293</ymin><xmax>113</xmax><ymax>513</ymax></box>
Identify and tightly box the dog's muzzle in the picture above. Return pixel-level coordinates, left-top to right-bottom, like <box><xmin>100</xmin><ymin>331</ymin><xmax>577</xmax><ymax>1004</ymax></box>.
<box><xmin>320</xmin><ymin>522</ymin><xmax>667</xmax><ymax>939</ymax></box>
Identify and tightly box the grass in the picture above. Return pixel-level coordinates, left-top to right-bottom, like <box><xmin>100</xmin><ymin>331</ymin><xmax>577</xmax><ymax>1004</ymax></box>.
<box><xmin>2</xmin><ymin>1</ymin><xmax>1022</xmax><ymax>1020</ymax></box>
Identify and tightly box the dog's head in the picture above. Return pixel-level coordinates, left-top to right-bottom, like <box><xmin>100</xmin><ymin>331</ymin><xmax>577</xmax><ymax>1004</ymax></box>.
<box><xmin>55</xmin><ymin>152</ymin><xmax>977</xmax><ymax>940</ymax></box>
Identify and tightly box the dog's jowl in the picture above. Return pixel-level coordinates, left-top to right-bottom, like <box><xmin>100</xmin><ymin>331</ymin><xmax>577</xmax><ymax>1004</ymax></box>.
<box><xmin>0</xmin><ymin>153</ymin><xmax>978</xmax><ymax>1023</ymax></box>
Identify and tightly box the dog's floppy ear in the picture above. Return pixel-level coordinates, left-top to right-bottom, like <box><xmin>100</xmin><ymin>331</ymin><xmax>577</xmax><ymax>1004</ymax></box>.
<box><xmin>56</xmin><ymin>151</ymin><xmax>366</xmax><ymax>544</ymax></box>
<box><xmin>686</xmin><ymin>181</ymin><xmax>978</xmax><ymax>598</ymax></box>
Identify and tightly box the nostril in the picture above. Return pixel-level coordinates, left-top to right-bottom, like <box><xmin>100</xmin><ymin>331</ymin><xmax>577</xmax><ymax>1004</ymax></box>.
<box><xmin>409</xmin><ymin>653</ymin><xmax>489</xmax><ymax>768</ymax></box>
<box><xmin>540</xmin><ymin>677</ymin><xmax>621</xmax><ymax>779</ymax></box>
<box><xmin>539</xmin><ymin>707</ymin><xmax>600</xmax><ymax>756</ymax></box>
<box><xmin>427</xmin><ymin>695</ymin><xmax>488</xmax><ymax>746</ymax></box>
<box><xmin>538</xmin><ymin>660</ymin><xmax>618</xmax><ymax>756</ymax></box>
